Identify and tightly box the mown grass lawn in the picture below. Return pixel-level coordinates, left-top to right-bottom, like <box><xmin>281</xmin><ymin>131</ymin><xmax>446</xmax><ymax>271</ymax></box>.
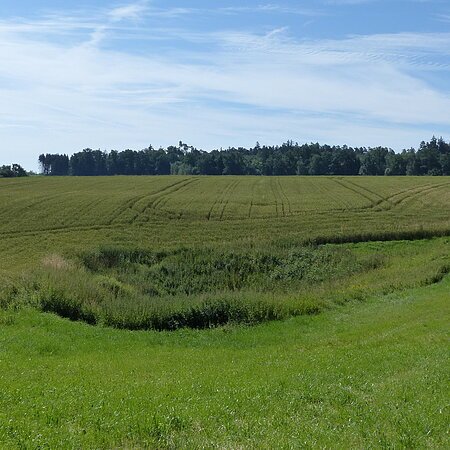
<box><xmin>1</xmin><ymin>276</ymin><xmax>448</xmax><ymax>448</ymax></box>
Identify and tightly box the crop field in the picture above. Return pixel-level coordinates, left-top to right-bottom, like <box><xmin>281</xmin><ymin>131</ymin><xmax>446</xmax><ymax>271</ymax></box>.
<box><xmin>0</xmin><ymin>176</ymin><xmax>449</xmax><ymax>272</ymax></box>
<box><xmin>1</xmin><ymin>176</ymin><xmax>449</xmax><ymax>229</ymax></box>
<box><xmin>0</xmin><ymin>175</ymin><xmax>449</xmax><ymax>448</ymax></box>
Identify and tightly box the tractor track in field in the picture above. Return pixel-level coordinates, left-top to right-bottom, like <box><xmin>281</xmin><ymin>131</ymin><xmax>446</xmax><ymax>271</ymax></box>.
<box><xmin>0</xmin><ymin>223</ymin><xmax>124</xmax><ymax>239</ymax></box>
<box><xmin>72</xmin><ymin>197</ymin><xmax>106</xmax><ymax>218</ymax></box>
<box><xmin>335</xmin><ymin>179</ymin><xmax>440</xmax><ymax>211</ymax></box>
<box><xmin>248</xmin><ymin>200</ymin><xmax>254</xmax><ymax>219</ymax></box>
<box><xmin>106</xmin><ymin>193</ymin><xmax>150</xmax><ymax>225</ymax></box>
<box><xmin>333</xmin><ymin>179</ymin><xmax>450</xmax><ymax>212</ymax></box>
<box><xmin>1</xmin><ymin>205</ymin><xmax>449</xmax><ymax>242</ymax></box>
<box><xmin>138</xmin><ymin>178</ymin><xmax>196</xmax><ymax>214</ymax></box>
<box><xmin>1</xmin><ymin>178</ymin><xmax>449</xmax><ymax>239</ymax></box>
<box><xmin>58</xmin><ymin>197</ymin><xmax>109</xmax><ymax>228</ymax></box>
<box><xmin>206</xmin><ymin>180</ymin><xmax>238</xmax><ymax>221</ymax></box>
<box><xmin>147</xmin><ymin>179</ymin><xmax>194</xmax><ymax>210</ymax></box>
<box><xmin>384</xmin><ymin>185</ymin><xmax>430</xmax><ymax>206</ymax></box>
<box><xmin>2</xmin><ymin>192</ymin><xmax>74</xmax><ymax>218</ymax></box>
<box><xmin>388</xmin><ymin>181</ymin><xmax>449</xmax><ymax>200</ymax></box>
<box><xmin>137</xmin><ymin>178</ymin><xmax>199</xmax><ymax>221</ymax></box>
<box><xmin>206</xmin><ymin>182</ymin><xmax>227</xmax><ymax>220</ymax></box>
<box><xmin>0</xmin><ymin>191</ymin><xmax>95</xmax><ymax>233</ymax></box>
<box><xmin>175</xmin><ymin>192</ymin><xmax>197</xmax><ymax>220</ymax></box>
<box><xmin>151</xmin><ymin>178</ymin><xmax>200</xmax><ymax>212</ymax></box>
<box><xmin>219</xmin><ymin>180</ymin><xmax>240</xmax><ymax>220</ymax></box>
<box><xmin>277</xmin><ymin>178</ymin><xmax>292</xmax><ymax>215</ymax></box>
<box><xmin>248</xmin><ymin>180</ymin><xmax>256</xmax><ymax>219</ymax></box>
<box><xmin>0</xmin><ymin>211</ymin><xmax>333</xmax><ymax>238</ymax></box>
<box><xmin>270</xmin><ymin>178</ymin><xmax>282</xmax><ymax>217</ymax></box>
<box><xmin>387</xmin><ymin>182</ymin><xmax>450</xmax><ymax>209</ymax></box>
<box><xmin>341</xmin><ymin>179</ymin><xmax>436</xmax><ymax>210</ymax></box>
<box><xmin>274</xmin><ymin>178</ymin><xmax>286</xmax><ymax>216</ymax></box>
<box><xmin>333</xmin><ymin>178</ymin><xmax>380</xmax><ymax>208</ymax></box>
<box><xmin>311</xmin><ymin>178</ymin><xmax>353</xmax><ymax>210</ymax></box>
<box><xmin>107</xmin><ymin>178</ymin><xmax>196</xmax><ymax>224</ymax></box>
<box><xmin>336</xmin><ymin>178</ymin><xmax>387</xmax><ymax>206</ymax></box>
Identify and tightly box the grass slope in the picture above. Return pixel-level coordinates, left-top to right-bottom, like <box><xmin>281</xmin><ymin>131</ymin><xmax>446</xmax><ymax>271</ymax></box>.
<box><xmin>0</xmin><ymin>276</ymin><xmax>448</xmax><ymax>448</ymax></box>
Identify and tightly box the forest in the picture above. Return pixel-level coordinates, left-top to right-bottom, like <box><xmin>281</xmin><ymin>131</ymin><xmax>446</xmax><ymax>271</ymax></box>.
<box><xmin>37</xmin><ymin>136</ymin><xmax>450</xmax><ymax>177</ymax></box>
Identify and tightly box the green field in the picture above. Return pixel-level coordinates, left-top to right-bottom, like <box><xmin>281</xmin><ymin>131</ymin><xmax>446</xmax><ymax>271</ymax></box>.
<box><xmin>1</xmin><ymin>176</ymin><xmax>449</xmax><ymax>272</ymax></box>
<box><xmin>0</xmin><ymin>176</ymin><xmax>449</xmax><ymax>448</ymax></box>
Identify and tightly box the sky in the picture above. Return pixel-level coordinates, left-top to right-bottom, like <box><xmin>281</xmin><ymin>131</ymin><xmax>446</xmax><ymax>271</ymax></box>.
<box><xmin>1</xmin><ymin>0</ymin><xmax>449</xmax><ymax>170</ymax></box>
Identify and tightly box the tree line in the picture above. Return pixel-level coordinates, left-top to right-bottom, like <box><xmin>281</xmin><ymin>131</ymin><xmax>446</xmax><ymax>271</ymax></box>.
<box><xmin>38</xmin><ymin>137</ymin><xmax>450</xmax><ymax>177</ymax></box>
<box><xmin>0</xmin><ymin>164</ymin><xmax>28</xmax><ymax>178</ymax></box>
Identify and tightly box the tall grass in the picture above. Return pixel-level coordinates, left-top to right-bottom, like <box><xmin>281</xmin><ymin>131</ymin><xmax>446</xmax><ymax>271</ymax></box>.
<box><xmin>80</xmin><ymin>245</ymin><xmax>377</xmax><ymax>296</ymax></box>
<box><xmin>8</xmin><ymin>238</ymin><xmax>448</xmax><ymax>331</ymax></box>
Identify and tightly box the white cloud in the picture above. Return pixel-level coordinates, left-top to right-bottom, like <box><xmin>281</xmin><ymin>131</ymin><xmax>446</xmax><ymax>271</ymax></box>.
<box><xmin>436</xmin><ymin>13</ymin><xmax>450</xmax><ymax>23</ymax></box>
<box><xmin>324</xmin><ymin>0</ymin><xmax>375</xmax><ymax>5</ymax></box>
<box><xmin>219</xmin><ymin>4</ymin><xmax>323</xmax><ymax>16</ymax></box>
<box><xmin>108</xmin><ymin>2</ymin><xmax>149</xmax><ymax>22</ymax></box>
<box><xmin>0</xmin><ymin>5</ymin><xmax>449</xmax><ymax>169</ymax></box>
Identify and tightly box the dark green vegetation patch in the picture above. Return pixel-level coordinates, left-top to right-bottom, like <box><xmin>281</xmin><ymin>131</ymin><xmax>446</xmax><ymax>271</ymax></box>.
<box><xmin>5</xmin><ymin>238</ymin><xmax>448</xmax><ymax>331</ymax></box>
<box><xmin>80</xmin><ymin>245</ymin><xmax>381</xmax><ymax>295</ymax></box>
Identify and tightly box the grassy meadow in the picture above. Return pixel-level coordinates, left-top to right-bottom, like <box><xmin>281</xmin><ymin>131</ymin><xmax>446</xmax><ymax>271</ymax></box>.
<box><xmin>0</xmin><ymin>175</ymin><xmax>449</xmax><ymax>448</ymax></box>
<box><xmin>1</xmin><ymin>275</ymin><xmax>449</xmax><ymax>448</ymax></box>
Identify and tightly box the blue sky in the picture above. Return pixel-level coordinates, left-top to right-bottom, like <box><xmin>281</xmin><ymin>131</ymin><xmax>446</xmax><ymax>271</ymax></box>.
<box><xmin>1</xmin><ymin>0</ymin><xmax>450</xmax><ymax>169</ymax></box>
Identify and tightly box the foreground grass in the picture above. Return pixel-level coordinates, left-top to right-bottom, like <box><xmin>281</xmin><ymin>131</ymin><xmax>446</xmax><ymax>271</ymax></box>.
<box><xmin>1</xmin><ymin>277</ymin><xmax>448</xmax><ymax>448</ymax></box>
